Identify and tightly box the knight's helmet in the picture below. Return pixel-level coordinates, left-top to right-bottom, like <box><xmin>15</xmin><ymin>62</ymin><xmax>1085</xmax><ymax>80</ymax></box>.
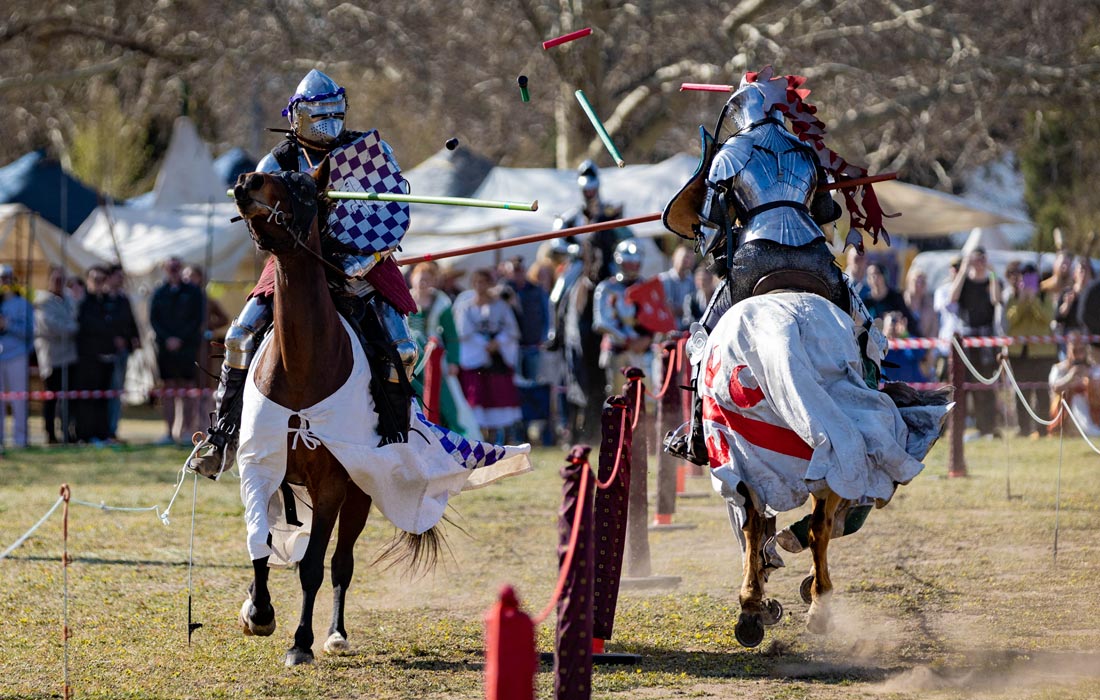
<box><xmin>612</xmin><ymin>238</ymin><xmax>643</xmax><ymax>282</ymax></box>
<box><xmin>283</xmin><ymin>69</ymin><xmax>347</xmax><ymax>147</ymax></box>
<box><xmin>577</xmin><ymin>159</ymin><xmax>600</xmax><ymax>197</ymax></box>
<box><xmin>714</xmin><ymin>78</ymin><xmax>784</xmax><ymax>144</ymax></box>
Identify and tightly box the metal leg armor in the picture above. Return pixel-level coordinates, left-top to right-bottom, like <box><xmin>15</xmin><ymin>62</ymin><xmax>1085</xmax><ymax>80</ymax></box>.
<box><xmin>362</xmin><ymin>295</ymin><xmax>418</xmax><ymax>444</ymax></box>
<box><xmin>186</xmin><ymin>296</ymin><xmax>272</xmax><ymax>478</ymax></box>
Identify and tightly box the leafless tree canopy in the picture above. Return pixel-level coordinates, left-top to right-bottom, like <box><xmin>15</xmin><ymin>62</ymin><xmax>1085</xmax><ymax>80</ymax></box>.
<box><xmin>3</xmin><ymin>0</ymin><xmax>1098</xmax><ymax>199</ymax></box>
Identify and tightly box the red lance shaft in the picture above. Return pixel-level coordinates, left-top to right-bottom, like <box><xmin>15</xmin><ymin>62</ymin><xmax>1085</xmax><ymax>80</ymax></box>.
<box><xmin>395</xmin><ymin>173</ymin><xmax>895</xmax><ymax>266</ymax></box>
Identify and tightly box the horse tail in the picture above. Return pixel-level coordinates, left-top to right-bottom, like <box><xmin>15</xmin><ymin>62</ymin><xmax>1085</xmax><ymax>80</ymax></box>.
<box><xmin>373</xmin><ymin>525</ymin><xmax>449</xmax><ymax>576</ymax></box>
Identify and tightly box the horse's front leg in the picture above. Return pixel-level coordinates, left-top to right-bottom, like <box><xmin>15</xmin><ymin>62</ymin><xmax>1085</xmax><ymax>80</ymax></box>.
<box><xmin>286</xmin><ymin>470</ymin><xmax>346</xmax><ymax>667</ymax></box>
<box><xmin>806</xmin><ymin>489</ymin><xmax>842</xmax><ymax>634</ymax></box>
<box><xmin>732</xmin><ymin>497</ymin><xmax>772</xmax><ymax>648</ymax></box>
<box><xmin>325</xmin><ymin>482</ymin><xmax>372</xmax><ymax>655</ymax></box>
<box><xmin>240</xmin><ymin>556</ymin><xmax>277</xmax><ymax>636</ymax></box>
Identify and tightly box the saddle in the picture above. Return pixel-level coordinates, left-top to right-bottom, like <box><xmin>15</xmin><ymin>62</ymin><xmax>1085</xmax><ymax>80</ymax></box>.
<box><xmin>752</xmin><ymin>269</ymin><xmax>851</xmax><ymax>315</ymax></box>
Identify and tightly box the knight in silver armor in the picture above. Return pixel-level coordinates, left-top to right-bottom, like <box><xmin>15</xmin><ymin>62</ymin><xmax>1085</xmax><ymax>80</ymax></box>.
<box><xmin>593</xmin><ymin>239</ymin><xmax>650</xmax><ymax>395</ymax></box>
<box><xmin>188</xmin><ymin>69</ymin><xmax>418</xmax><ymax>476</ymax></box>
<box><xmin>663</xmin><ymin>68</ymin><xmax>886</xmax><ymax>466</ymax></box>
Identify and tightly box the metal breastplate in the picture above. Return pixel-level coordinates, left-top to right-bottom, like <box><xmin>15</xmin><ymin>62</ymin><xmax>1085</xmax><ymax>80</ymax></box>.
<box><xmin>712</xmin><ymin>125</ymin><xmax>824</xmax><ymax>248</ymax></box>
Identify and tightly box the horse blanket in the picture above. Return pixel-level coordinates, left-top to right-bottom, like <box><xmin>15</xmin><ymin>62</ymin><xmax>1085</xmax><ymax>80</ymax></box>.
<box><xmin>237</xmin><ymin>316</ymin><xmax>531</xmax><ymax>564</ymax></box>
<box><xmin>700</xmin><ymin>292</ymin><xmax>950</xmax><ymax>519</ymax></box>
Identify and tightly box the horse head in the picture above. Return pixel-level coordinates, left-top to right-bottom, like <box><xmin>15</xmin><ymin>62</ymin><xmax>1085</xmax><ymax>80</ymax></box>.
<box><xmin>233</xmin><ymin>160</ymin><xmax>331</xmax><ymax>253</ymax></box>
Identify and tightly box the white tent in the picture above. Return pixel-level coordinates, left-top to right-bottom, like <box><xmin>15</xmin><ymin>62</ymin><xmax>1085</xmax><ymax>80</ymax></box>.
<box><xmin>0</xmin><ymin>204</ymin><xmax>111</xmax><ymax>287</ymax></box>
<box><xmin>400</xmin><ymin>153</ymin><xmax>1033</xmax><ymax>275</ymax></box>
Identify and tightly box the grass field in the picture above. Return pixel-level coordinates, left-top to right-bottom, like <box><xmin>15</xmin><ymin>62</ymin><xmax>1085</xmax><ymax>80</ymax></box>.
<box><xmin>1</xmin><ymin>430</ymin><xmax>1099</xmax><ymax>699</ymax></box>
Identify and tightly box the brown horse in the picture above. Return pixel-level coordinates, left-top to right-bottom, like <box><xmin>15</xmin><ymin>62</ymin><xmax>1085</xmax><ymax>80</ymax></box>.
<box><xmin>229</xmin><ymin>164</ymin><xmax>434</xmax><ymax>666</ymax></box>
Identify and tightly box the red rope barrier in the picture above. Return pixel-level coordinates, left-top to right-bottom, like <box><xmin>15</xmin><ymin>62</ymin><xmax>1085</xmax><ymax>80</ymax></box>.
<box><xmin>626</xmin><ymin>376</ymin><xmax>644</xmax><ymax>431</ymax></box>
<box><xmin>0</xmin><ymin>387</ymin><xmax>214</xmax><ymax>400</ymax></box>
<box><xmin>594</xmin><ymin>410</ymin><xmax>629</xmax><ymax>490</ymax></box>
<box><xmin>887</xmin><ymin>333</ymin><xmax>1100</xmax><ymax>350</ymax></box>
<box><xmin>646</xmin><ymin>345</ymin><xmax>679</xmax><ymax>400</ymax></box>
<box><xmin>533</xmin><ymin>459</ymin><xmax>591</xmax><ymax>625</ymax></box>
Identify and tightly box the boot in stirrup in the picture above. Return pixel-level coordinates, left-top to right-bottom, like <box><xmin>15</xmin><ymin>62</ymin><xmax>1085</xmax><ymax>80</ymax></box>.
<box><xmin>186</xmin><ymin>365</ymin><xmax>247</xmax><ymax>479</ymax></box>
<box><xmin>663</xmin><ymin>391</ymin><xmax>709</xmax><ymax>467</ymax></box>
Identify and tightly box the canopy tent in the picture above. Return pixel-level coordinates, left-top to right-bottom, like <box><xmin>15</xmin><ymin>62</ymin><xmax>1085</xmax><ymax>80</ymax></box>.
<box><xmin>0</xmin><ymin>150</ymin><xmax>101</xmax><ymax>233</ymax></box>
<box><xmin>868</xmin><ymin>180</ymin><xmax>1032</xmax><ymax>238</ymax></box>
<box><xmin>404</xmin><ymin>146</ymin><xmax>495</xmax><ymax>198</ymax></box>
<box><xmin>213</xmin><ymin>147</ymin><xmax>257</xmax><ymax>187</ymax></box>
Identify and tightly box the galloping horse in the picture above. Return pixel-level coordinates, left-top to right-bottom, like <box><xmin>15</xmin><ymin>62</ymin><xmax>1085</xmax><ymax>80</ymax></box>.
<box><xmin>227</xmin><ymin>163</ymin><xmax>534</xmax><ymax>666</ymax></box>
<box><xmin>228</xmin><ymin>162</ymin><xmax>397</xmax><ymax>666</ymax></box>
<box><xmin>696</xmin><ymin>290</ymin><xmax>950</xmax><ymax>647</ymax></box>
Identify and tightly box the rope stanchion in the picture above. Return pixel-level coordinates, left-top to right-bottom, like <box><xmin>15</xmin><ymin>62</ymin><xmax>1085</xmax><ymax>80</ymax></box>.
<box><xmin>484</xmin><ymin>586</ymin><xmax>537</xmax><ymax>700</ymax></box>
<box><xmin>947</xmin><ymin>335</ymin><xmax>968</xmax><ymax>478</ymax></box>
<box><xmin>551</xmin><ymin>446</ymin><xmax>595</xmax><ymax>700</ymax></box>
<box><xmin>592</xmin><ymin>397</ymin><xmax>632</xmax><ymax>656</ymax></box>
<box><xmin>653</xmin><ymin>343</ymin><xmax>702</xmax><ymax>530</ymax></box>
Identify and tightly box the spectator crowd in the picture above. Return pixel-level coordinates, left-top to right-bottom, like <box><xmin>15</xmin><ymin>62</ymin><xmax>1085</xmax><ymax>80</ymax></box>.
<box><xmin>0</xmin><ymin>230</ymin><xmax>1096</xmax><ymax>452</ymax></box>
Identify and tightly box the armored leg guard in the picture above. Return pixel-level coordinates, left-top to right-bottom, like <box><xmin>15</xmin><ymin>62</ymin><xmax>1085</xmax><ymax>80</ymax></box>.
<box><xmin>186</xmin><ymin>364</ymin><xmax>248</xmax><ymax>478</ymax></box>
<box><xmin>186</xmin><ymin>295</ymin><xmax>270</xmax><ymax>479</ymax></box>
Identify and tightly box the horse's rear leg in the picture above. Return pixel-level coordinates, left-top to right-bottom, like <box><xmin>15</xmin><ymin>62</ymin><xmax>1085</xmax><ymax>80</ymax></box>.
<box><xmin>732</xmin><ymin>499</ymin><xmax>775</xmax><ymax>648</ymax></box>
<box><xmin>806</xmin><ymin>490</ymin><xmax>842</xmax><ymax>634</ymax></box>
<box><xmin>325</xmin><ymin>482</ymin><xmax>372</xmax><ymax>655</ymax></box>
<box><xmin>286</xmin><ymin>476</ymin><xmax>345</xmax><ymax>667</ymax></box>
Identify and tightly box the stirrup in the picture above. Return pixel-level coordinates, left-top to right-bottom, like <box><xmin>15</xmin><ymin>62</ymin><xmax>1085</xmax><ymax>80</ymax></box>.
<box><xmin>185</xmin><ymin>426</ymin><xmax>234</xmax><ymax>480</ymax></box>
<box><xmin>663</xmin><ymin>422</ymin><xmax>708</xmax><ymax>467</ymax></box>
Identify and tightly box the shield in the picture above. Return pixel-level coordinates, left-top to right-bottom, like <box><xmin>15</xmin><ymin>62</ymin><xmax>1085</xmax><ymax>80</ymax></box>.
<box><xmin>626</xmin><ymin>276</ymin><xmax>678</xmax><ymax>334</ymax></box>
<box><xmin>327</xmin><ymin>130</ymin><xmax>411</xmax><ymax>255</ymax></box>
<box><xmin>662</xmin><ymin>125</ymin><xmax>718</xmax><ymax>239</ymax></box>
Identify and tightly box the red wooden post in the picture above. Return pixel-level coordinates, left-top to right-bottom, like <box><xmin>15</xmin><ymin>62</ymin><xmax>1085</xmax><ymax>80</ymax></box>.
<box><xmin>484</xmin><ymin>585</ymin><xmax>537</xmax><ymax>700</ymax></box>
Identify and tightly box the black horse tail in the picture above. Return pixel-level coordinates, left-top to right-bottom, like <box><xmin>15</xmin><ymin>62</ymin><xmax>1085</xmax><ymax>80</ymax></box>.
<box><xmin>373</xmin><ymin>525</ymin><xmax>449</xmax><ymax>576</ymax></box>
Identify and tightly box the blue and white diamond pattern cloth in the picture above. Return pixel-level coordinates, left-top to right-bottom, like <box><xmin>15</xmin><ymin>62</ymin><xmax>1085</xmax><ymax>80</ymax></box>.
<box><xmin>415</xmin><ymin>409</ymin><xmax>508</xmax><ymax>470</ymax></box>
<box><xmin>327</xmin><ymin>130</ymin><xmax>411</xmax><ymax>255</ymax></box>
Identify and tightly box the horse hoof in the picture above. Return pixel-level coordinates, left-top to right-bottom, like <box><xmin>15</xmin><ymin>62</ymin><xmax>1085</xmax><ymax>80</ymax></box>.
<box><xmin>239</xmin><ymin>599</ymin><xmax>276</xmax><ymax>637</ymax></box>
<box><xmin>734</xmin><ymin>612</ymin><xmax>765</xmax><ymax>648</ymax></box>
<box><xmin>806</xmin><ymin>601</ymin><xmax>832</xmax><ymax>635</ymax></box>
<box><xmin>323</xmin><ymin>632</ymin><xmax>349</xmax><ymax>654</ymax></box>
<box><xmin>800</xmin><ymin>575</ymin><xmax>814</xmax><ymax>604</ymax></box>
<box><xmin>285</xmin><ymin>648</ymin><xmax>314</xmax><ymax>667</ymax></box>
<box><xmin>761</xmin><ymin>598</ymin><xmax>784</xmax><ymax>626</ymax></box>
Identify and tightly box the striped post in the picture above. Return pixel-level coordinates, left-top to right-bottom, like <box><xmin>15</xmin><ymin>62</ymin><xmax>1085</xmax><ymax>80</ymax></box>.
<box><xmin>654</xmin><ymin>341</ymin><xmax>680</xmax><ymax>524</ymax></box>
<box><xmin>621</xmin><ymin>367</ymin><xmax>651</xmax><ymax>578</ymax></box>
<box><xmin>592</xmin><ymin>396</ymin><xmax>631</xmax><ymax>645</ymax></box>
<box><xmin>948</xmin><ymin>335</ymin><xmax>968</xmax><ymax>477</ymax></box>
<box><xmin>554</xmin><ymin>446</ymin><xmax>595</xmax><ymax>700</ymax></box>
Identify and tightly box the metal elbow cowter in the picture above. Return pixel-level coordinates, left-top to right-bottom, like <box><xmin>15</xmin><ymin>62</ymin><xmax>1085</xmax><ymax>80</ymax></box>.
<box><xmin>224</xmin><ymin>297</ymin><xmax>273</xmax><ymax>369</ymax></box>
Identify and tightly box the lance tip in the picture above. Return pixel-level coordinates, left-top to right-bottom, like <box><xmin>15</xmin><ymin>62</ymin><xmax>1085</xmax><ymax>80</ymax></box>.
<box><xmin>531</xmin><ymin>200</ymin><xmax>539</xmax><ymax>211</ymax></box>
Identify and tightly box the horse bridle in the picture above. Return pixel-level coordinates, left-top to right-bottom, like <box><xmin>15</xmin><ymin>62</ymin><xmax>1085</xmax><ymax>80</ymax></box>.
<box><xmin>237</xmin><ymin>172</ymin><xmax>351</xmax><ymax>280</ymax></box>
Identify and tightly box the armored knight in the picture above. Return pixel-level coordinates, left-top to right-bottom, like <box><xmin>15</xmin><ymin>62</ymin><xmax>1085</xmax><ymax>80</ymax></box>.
<box><xmin>592</xmin><ymin>239</ymin><xmax>650</xmax><ymax>395</ymax></box>
<box><xmin>187</xmin><ymin>69</ymin><xmax>420</xmax><ymax>475</ymax></box>
<box><xmin>663</xmin><ymin>66</ymin><xmax>891</xmax><ymax>467</ymax></box>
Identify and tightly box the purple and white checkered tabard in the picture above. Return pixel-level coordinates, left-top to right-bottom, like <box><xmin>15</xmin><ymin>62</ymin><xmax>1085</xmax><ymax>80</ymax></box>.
<box><xmin>327</xmin><ymin>130</ymin><xmax>411</xmax><ymax>255</ymax></box>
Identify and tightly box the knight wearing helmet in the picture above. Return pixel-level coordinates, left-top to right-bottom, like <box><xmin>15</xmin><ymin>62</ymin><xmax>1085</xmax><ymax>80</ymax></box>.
<box><xmin>188</xmin><ymin>69</ymin><xmax>421</xmax><ymax>476</ymax></box>
<box><xmin>663</xmin><ymin>66</ymin><xmax>893</xmax><ymax>466</ymax></box>
<box><xmin>593</xmin><ymin>238</ymin><xmax>652</xmax><ymax>395</ymax></box>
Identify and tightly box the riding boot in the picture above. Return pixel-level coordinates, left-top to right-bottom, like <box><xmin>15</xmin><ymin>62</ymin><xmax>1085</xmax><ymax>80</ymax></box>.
<box><xmin>186</xmin><ymin>363</ymin><xmax>248</xmax><ymax>478</ymax></box>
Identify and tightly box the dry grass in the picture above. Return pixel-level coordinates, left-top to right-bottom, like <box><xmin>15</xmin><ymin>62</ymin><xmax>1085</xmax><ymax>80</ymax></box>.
<box><xmin>1</xmin><ymin>433</ymin><xmax>1098</xmax><ymax>699</ymax></box>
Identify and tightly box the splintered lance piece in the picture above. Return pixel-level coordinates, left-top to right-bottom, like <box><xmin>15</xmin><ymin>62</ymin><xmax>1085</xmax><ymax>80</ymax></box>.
<box><xmin>679</xmin><ymin>83</ymin><xmax>735</xmax><ymax>93</ymax></box>
<box><xmin>542</xmin><ymin>27</ymin><xmax>592</xmax><ymax>50</ymax></box>
<box><xmin>574</xmin><ymin>89</ymin><xmax>624</xmax><ymax>168</ymax></box>
<box><xmin>518</xmin><ymin>75</ymin><xmax>530</xmax><ymax>103</ymax></box>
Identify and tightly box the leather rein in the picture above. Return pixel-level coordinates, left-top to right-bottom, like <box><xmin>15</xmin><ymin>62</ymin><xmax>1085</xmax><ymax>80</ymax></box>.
<box><xmin>240</xmin><ymin>189</ymin><xmax>351</xmax><ymax>281</ymax></box>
